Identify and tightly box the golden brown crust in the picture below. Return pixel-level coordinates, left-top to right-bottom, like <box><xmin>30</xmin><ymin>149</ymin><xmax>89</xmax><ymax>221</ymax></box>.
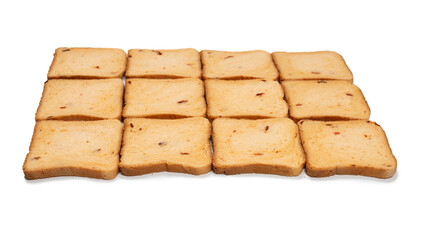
<box><xmin>120</xmin><ymin>162</ymin><xmax>211</xmax><ymax>176</ymax></box>
<box><xmin>37</xmin><ymin>115</ymin><xmax>122</xmax><ymax>121</ymax></box>
<box><xmin>167</xmin><ymin>162</ymin><xmax>211</xmax><ymax>175</ymax></box>
<box><xmin>305</xmin><ymin>164</ymin><xmax>396</xmax><ymax>179</ymax></box>
<box><xmin>24</xmin><ymin>165</ymin><xmax>118</xmax><ymax>180</ymax></box>
<box><xmin>48</xmin><ymin>75</ymin><xmax>121</xmax><ymax>80</ymax></box>
<box><xmin>124</xmin><ymin>75</ymin><xmax>194</xmax><ymax>79</ymax></box>
<box><xmin>119</xmin><ymin>163</ymin><xmax>167</xmax><ymax>176</ymax></box>
<box><xmin>204</xmin><ymin>76</ymin><xmax>270</xmax><ymax>81</ymax></box>
<box><xmin>214</xmin><ymin>163</ymin><xmax>303</xmax><ymax>176</ymax></box>
<box><xmin>208</xmin><ymin>115</ymin><xmax>283</xmax><ymax>121</ymax></box>
<box><xmin>290</xmin><ymin>115</ymin><xmax>367</xmax><ymax>122</ymax></box>
<box><xmin>123</xmin><ymin>114</ymin><xmax>202</xmax><ymax>119</ymax></box>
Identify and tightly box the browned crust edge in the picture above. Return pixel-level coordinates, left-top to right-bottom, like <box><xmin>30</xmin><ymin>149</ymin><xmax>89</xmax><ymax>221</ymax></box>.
<box><xmin>123</xmin><ymin>113</ymin><xmax>206</xmax><ymax>120</ymax></box>
<box><xmin>125</xmin><ymin>74</ymin><xmax>202</xmax><ymax>79</ymax></box>
<box><xmin>213</xmin><ymin>163</ymin><xmax>303</xmax><ymax>176</ymax></box>
<box><xmin>48</xmin><ymin>75</ymin><xmax>125</xmax><ymax>79</ymax></box>
<box><xmin>290</xmin><ymin>115</ymin><xmax>369</xmax><ymax>122</ymax></box>
<box><xmin>37</xmin><ymin>115</ymin><xmax>122</xmax><ymax>121</ymax></box>
<box><xmin>305</xmin><ymin>164</ymin><xmax>396</xmax><ymax>179</ymax></box>
<box><xmin>203</xmin><ymin>76</ymin><xmax>278</xmax><ymax>81</ymax></box>
<box><xmin>280</xmin><ymin>77</ymin><xmax>353</xmax><ymax>82</ymax></box>
<box><xmin>119</xmin><ymin>162</ymin><xmax>212</xmax><ymax>176</ymax></box>
<box><xmin>207</xmin><ymin>115</ymin><xmax>289</xmax><ymax>121</ymax></box>
<box><xmin>23</xmin><ymin>165</ymin><xmax>119</xmax><ymax>180</ymax></box>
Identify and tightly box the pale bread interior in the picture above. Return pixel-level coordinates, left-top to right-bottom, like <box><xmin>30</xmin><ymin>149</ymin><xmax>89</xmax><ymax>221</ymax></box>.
<box><xmin>273</xmin><ymin>51</ymin><xmax>353</xmax><ymax>81</ymax></box>
<box><xmin>205</xmin><ymin>79</ymin><xmax>288</xmax><ymax>119</ymax></box>
<box><xmin>120</xmin><ymin>117</ymin><xmax>212</xmax><ymax>174</ymax></box>
<box><xmin>36</xmin><ymin>79</ymin><xmax>124</xmax><ymax>121</ymax></box>
<box><xmin>126</xmin><ymin>48</ymin><xmax>201</xmax><ymax>78</ymax></box>
<box><xmin>202</xmin><ymin>50</ymin><xmax>278</xmax><ymax>80</ymax></box>
<box><xmin>298</xmin><ymin>120</ymin><xmax>396</xmax><ymax>178</ymax></box>
<box><xmin>123</xmin><ymin>78</ymin><xmax>206</xmax><ymax>118</ymax></box>
<box><xmin>48</xmin><ymin>47</ymin><xmax>127</xmax><ymax>79</ymax></box>
<box><xmin>212</xmin><ymin>118</ymin><xmax>305</xmax><ymax>175</ymax></box>
<box><xmin>23</xmin><ymin>120</ymin><xmax>123</xmax><ymax>179</ymax></box>
<box><xmin>282</xmin><ymin>80</ymin><xmax>370</xmax><ymax>120</ymax></box>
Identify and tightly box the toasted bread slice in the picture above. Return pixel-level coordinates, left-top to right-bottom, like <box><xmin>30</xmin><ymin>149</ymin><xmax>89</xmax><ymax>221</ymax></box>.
<box><xmin>36</xmin><ymin>79</ymin><xmax>124</xmax><ymax>121</ymax></box>
<box><xmin>205</xmin><ymin>79</ymin><xmax>288</xmax><ymax>120</ymax></box>
<box><xmin>123</xmin><ymin>78</ymin><xmax>206</xmax><ymax>118</ymax></box>
<box><xmin>298</xmin><ymin>120</ymin><xmax>397</xmax><ymax>178</ymax></box>
<box><xmin>125</xmin><ymin>48</ymin><xmax>201</xmax><ymax>78</ymax></box>
<box><xmin>201</xmin><ymin>50</ymin><xmax>279</xmax><ymax>80</ymax></box>
<box><xmin>282</xmin><ymin>80</ymin><xmax>370</xmax><ymax>121</ymax></box>
<box><xmin>272</xmin><ymin>51</ymin><xmax>353</xmax><ymax>81</ymax></box>
<box><xmin>23</xmin><ymin>120</ymin><xmax>123</xmax><ymax>180</ymax></box>
<box><xmin>120</xmin><ymin>117</ymin><xmax>212</xmax><ymax>176</ymax></box>
<box><xmin>48</xmin><ymin>47</ymin><xmax>127</xmax><ymax>79</ymax></box>
<box><xmin>212</xmin><ymin>118</ymin><xmax>305</xmax><ymax>176</ymax></box>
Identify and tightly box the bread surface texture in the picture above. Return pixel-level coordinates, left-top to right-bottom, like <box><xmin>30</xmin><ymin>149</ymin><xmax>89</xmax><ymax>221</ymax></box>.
<box><xmin>48</xmin><ymin>47</ymin><xmax>127</xmax><ymax>79</ymax></box>
<box><xmin>36</xmin><ymin>79</ymin><xmax>124</xmax><ymax>121</ymax></box>
<box><xmin>23</xmin><ymin>120</ymin><xmax>123</xmax><ymax>180</ymax></box>
<box><xmin>282</xmin><ymin>80</ymin><xmax>370</xmax><ymax>121</ymax></box>
<box><xmin>125</xmin><ymin>48</ymin><xmax>201</xmax><ymax>78</ymax></box>
<box><xmin>272</xmin><ymin>51</ymin><xmax>353</xmax><ymax>81</ymax></box>
<box><xmin>298</xmin><ymin>120</ymin><xmax>396</xmax><ymax>178</ymax></box>
<box><xmin>205</xmin><ymin>79</ymin><xmax>288</xmax><ymax>120</ymax></box>
<box><xmin>201</xmin><ymin>50</ymin><xmax>279</xmax><ymax>80</ymax></box>
<box><xmin>212</xmin><ymin>118</ymin><xmax>305</xmax><ymax>176</ymax></box>
<box><xmin>120</xmin><ymin>117</ymin><xmax>212</xmax><ymax>175</ymax></box>
<box><xmin>123</xmin><ymin>78</ymin><xmax>206</xmax><ymax>118</ymax></box>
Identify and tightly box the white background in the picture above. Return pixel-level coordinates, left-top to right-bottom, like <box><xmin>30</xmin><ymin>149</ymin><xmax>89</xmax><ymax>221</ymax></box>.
<box><xmin>1</xmin><ymin>0</ymin><xmax>426</xmax><ymax>239</ymax></box>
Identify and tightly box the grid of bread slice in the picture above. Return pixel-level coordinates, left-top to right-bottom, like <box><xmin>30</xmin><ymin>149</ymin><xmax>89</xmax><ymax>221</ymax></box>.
<box><xmin>23</xmin><ymin>48</ymin><xmax>396</xmax><ymax>179</ymax></box>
